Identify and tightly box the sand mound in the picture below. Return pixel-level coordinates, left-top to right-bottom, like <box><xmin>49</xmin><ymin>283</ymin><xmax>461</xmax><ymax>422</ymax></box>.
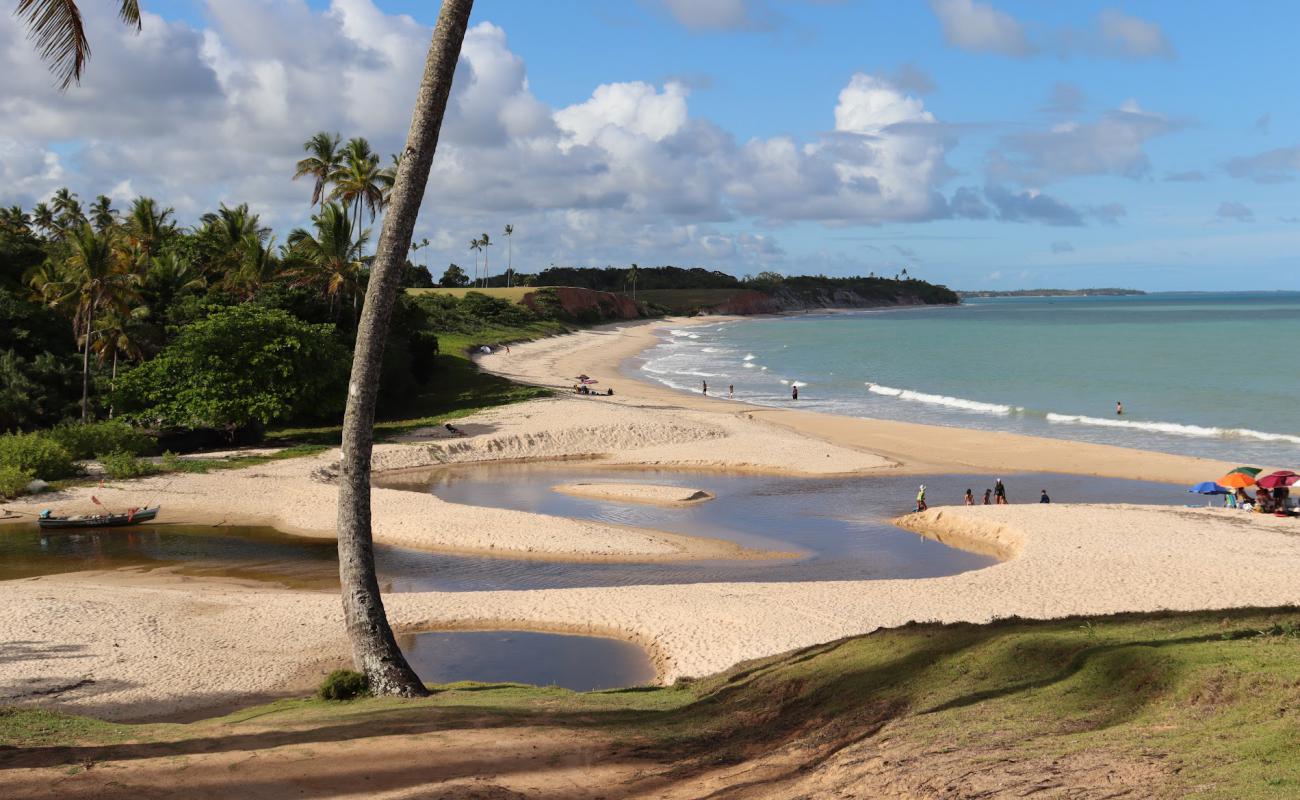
<box><xmin>553</xmin><ymin>482</ymin><xmax>715</xmax><ymax>506</ymax></box>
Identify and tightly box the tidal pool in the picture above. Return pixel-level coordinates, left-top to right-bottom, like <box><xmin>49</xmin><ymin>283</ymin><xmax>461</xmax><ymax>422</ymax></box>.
<box><xmin>398</xmin><ymin>630</ymin><xmax>656</xmax><ymax>691</ymax></box>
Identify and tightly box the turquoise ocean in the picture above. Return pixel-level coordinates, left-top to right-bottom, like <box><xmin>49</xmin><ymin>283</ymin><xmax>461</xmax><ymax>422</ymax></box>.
<box><xmin>638</xmin><ymin>293</ymin><xmax>1300</xmax><ymax>467</ymax></box>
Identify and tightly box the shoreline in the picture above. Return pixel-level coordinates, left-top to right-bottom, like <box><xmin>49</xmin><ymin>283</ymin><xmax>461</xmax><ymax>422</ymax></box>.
<box><xmin>479</xmin><ymin>315</ymin><xmax>1250</xmax><ymax>485</ymax></box>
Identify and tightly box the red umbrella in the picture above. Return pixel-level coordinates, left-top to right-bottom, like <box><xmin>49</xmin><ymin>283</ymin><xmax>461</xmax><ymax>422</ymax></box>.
<box><xmin>1257</xmin><ymin>471</ymin><xmax>1299</xmax><ymax>490</ymax></box>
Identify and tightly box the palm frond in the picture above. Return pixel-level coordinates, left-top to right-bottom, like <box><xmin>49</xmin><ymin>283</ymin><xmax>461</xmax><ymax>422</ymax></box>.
<box><xmin>16</xmin><ymin>0</ymin><xmax>88</xmax><ymax>90</ymax></box>
<box><xmin>118</xmin><ymin>0</ymin><xmax>141</xmax><ymax>30</ymax></box>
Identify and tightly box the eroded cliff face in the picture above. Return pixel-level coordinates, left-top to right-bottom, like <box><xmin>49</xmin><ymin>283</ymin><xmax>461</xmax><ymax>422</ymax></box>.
<box><xmin>710</xmin><ymin>288</ymin><xmax>943</xmax><ymax>315</ymax></box>
<box><xmin>521</xmin><ymin>286</ymin><xmax>647</xmax><ymax>322</ymax></box>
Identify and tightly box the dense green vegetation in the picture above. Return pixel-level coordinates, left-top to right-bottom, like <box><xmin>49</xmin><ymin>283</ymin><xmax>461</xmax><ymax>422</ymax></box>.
<box><xmin>4</xmin><ymin>608</ymin><xmax>1300</xmax><ymax>796</ymax></box>
<box><xmin>0</xmin><ymin>132</ymin><xmax>567</xmax><ymax>489</ymax></box>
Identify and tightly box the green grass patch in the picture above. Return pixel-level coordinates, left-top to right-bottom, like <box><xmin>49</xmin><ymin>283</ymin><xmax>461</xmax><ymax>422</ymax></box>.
<box><xmin>406</xmin><ymin>287</ymin><xmax>538</xmax><ymax>302</ymax></box>
<box><xmin>9</xmin><ymin>608</ymin><xmax>1300</xmax><ymax>797</ymax></box>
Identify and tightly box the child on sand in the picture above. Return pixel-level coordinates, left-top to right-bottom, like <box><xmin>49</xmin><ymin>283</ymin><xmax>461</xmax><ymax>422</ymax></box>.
<box><xmin>964</xmin><ymin>489</ymin><xmax>974</xmax><ymax>506</ymax></box>
<box><xmin>983</xmin><ymin>488</ymin><xmax>992</xmax><ymax>505</ymax></box>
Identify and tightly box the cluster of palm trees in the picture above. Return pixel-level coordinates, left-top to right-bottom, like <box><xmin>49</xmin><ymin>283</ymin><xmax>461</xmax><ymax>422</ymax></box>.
<box><xmin>467</xmin><ymin>224</ymin><xmax>516</xmax><ymax>287</ymax></box>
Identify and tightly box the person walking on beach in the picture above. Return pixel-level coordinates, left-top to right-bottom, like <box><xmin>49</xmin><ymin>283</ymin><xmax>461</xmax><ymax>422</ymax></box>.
<box><xmin>728</xmin><ymin>384</ymin><xmax>734</xmax><ymax>399</ymax></box>
<box><xmin>791</xmin><ymin>385</ymin><xmax>799</xmax><ymax>401</ymax></box>
<box><xmin>994</xmin><ymin>478</ymin><xmax>1007</xmax><ymax>505</ymax></box>
<box><xmin>915</xmin><ymin>485</ymin><xmax>928</xmax><ymax>512</ymax></box>
<box><xmin>1040</xmin><ymin>489</ymin><xmax>1051</xmax><ymax>504</ymax></box>
<box><xmin>1116</xmin><ymin>400</ymin><xmax>1123</xmax><ymax>416</ymax></box>
<box><xmin>964</xmin><ymin>489</ymin><xmax>974</xmax><ymax>505</ymax></box>
<box><xmin>983</xmin><ymin>488</ymin><xmax>992</xmax><ymax>505</ymax></box>
<box><xmin>702</xmin><ymin>380</ymin><xmax>708</xmax><ymax>395</ymax></box>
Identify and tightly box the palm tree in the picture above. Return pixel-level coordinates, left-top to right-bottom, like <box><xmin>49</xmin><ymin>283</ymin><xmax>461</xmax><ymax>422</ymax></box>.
<box><xmin>293</xmin><ymin>132</ymin><xmax>343</xmax><ymax>208</ymax></box>
<box><xmin>468</xmin><ymin>238</ymin><xmax>482</xmax><ymax>286</ymax></box>
<box><xmin>90</xmin><ymin>303</ymin><xmax>147</xmax><ymax>396</ymax></box>
<box><xmin>31</xmin><ymin>202</ymin><xmax>56</xmax><ymax>237</ymax></box>
<box><xmin>143</xmin><ymin>250</ymin><xmax>205</xmax><ymax>306</ymax></box>
<box><xmin>329</xmin><ymin>137</ymin><xmax>386</xmax><ymax>250</ymax></box>
<box><xmin>626</xmin><ymin>263</ymin><xmax>639</xmax><ymax>301</ymax></box>
<box><xmin>51</xmin><ymin>187</ymin><xmax>84</xmax><ymax>229</ymax></box>
<box><xmin>90</xmin><ymin>194</ymin><xmax>115</xmax><ymax>232</ymax></box>
<box><xmin>200</xmin><ymin>202</ymin><xmax>269</xmax><ymax>282</ymax></box>
<box><xmin>226</xmin><ymin>234</ymin><xmax>280</xmax><ymax>302</ymax></box>
<box><xmin>286</xmin><ymin>202</ymin><xmax>368</xmax><ymax>316</ymax></box>
<box><xmin>15</xmin><ymin>0</ymin><xmax>142</xmax><ymax>90</ymax></box>
<box><xmin>0</xmin><ymin>206</ymin><xmax>32</xmax><ymax>235</ymax></box>
<box><xmin>478</xmin><ymin>232</ymin><xmax>491</xmax><ymax>287</ymax></box>
<box><xmin>123</xmin><ymin>196</ymin><xmax>175</xmax><ymax>261</ymax></box>
<box><xmin>335</xmin><ymin>0</ymin><xmax>473</xmax><ymax>697</ymax></box>
<box><xmin>503</xmin><ymin>224</ymin><xmax>513</xmax><ymax>287</ymax></box>
<box><xmin>55</xmin><ymin>223</ymin><xmax>139</xmax><ymax>420</ymax></box>
<box><xmin>380</xmin><ymin>153</ymin><xmax>402</xmax><ymax>206</ymax></box>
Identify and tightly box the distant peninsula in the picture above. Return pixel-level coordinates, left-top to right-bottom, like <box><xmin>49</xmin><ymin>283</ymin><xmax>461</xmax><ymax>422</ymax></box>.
<box><xmin>956</xmin><ymin>288</ymin><xmax>1146</xmax><ymax>298</ymax></box>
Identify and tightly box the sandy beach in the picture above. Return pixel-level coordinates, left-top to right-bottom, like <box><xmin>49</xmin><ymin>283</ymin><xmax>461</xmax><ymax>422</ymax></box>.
<box><xmin>2</xmin><ymin>316</ymin><xmax>1297</xmax><ymax>722</ymax></box>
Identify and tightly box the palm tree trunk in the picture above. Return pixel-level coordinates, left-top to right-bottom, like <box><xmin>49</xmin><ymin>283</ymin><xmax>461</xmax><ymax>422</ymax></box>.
<box><xmin>80</xmin><ymin>299</ymin><xmax>95</xmax><ymax>422</ymax></box>
<box><xmin>335</xmin><ymin>0</ymin><xmax>473</xmax><ymax>697</ymax></box>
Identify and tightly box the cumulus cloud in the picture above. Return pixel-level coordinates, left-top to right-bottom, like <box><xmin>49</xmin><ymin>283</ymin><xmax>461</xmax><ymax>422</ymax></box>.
<box><xmin>0</xmin><ymin>2</ymin><xmax>972</xmax><ymax>275</ymax></box>
<box><xmin>1216</xmin><ymin>201</ymin><xmax>1255</xmax><ymax>222</ymax></box>
<box><xmin>992</xmin><ymin>100</ymin><xmax>1178</xmax><ymax>185</ymax></box>
<box><xmin>929</xmin><ymin>0</ymin><xmax>1033</xmax><ymax>57</ymax></box>
<box><xmin>1224</xmin><ymin>146</ymin><xmax>1300</xmax><ymax>184</ymax></box>
<box><xmin>949</xmin><ymin>186</ymin><xmax>991</xmax><ymax>219</ymax></box>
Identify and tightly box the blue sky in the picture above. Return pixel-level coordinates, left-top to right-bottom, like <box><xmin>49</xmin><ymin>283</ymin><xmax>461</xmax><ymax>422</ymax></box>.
<box><xmin>3</xmin><ymin>0</ymin><xmax>1299</xmax><ymax>290</ymax></box>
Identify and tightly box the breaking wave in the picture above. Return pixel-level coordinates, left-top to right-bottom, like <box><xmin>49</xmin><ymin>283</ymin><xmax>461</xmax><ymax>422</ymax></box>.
<box><xmin>866</xmin><ymin>383</ymin><xmax>1021</xmax><ymax>416</ymax></box>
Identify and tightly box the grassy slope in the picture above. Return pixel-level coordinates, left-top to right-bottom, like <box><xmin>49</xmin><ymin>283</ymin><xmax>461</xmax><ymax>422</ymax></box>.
<box><xmin>406</xmin><ymin>287</ymin><xmax>537</xmax><ymax>301</ymax></box>
<box><xmin>6</xmin><ymin>608</ymin><xmax>1300</xmax><ymax>797</ymax></box>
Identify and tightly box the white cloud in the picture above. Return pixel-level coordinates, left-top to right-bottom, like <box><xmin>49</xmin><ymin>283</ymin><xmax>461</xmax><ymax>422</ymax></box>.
<box><xmin>993</xmin><ymin>101</ymin><xmax>1179</xmax><ymax>185</ymax></box>
<box><xmin>0</xmin><ymin>0</ymin><xmax>966</xmax><ymax>276</ymax></box>
<box><xmin>929</xmin><ymin>0</ymin><xmax>1033</xmax><ymax>57</ymax></box>
<box><xmin>1095</xmin><ymin>10</ymin><xmax>1175</xmax><ymax>59</ymax></box>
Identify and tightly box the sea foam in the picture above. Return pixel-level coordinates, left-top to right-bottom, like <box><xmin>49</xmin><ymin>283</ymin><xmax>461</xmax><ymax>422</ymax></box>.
<box><xmin>1046</xmin><ymin>413</ymin><xmax>1300</xmax><ymax>444</ymax></box>
<box><xmin>867</xmin><ymin>383</ymin><xmax>1019</xmax><ymax>415</ymax></box>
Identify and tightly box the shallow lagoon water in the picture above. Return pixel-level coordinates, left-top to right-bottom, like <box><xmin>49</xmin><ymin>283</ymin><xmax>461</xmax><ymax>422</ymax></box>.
<box><xmin>1</xmin><ymin>466</ymin><xmax>1190</xmax><ymax>690</ymax></box>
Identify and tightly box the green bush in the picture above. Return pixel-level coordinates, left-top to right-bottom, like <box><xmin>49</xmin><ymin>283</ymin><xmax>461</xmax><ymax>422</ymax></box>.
<box><xmin>113</xmin><ymin>305</ymin><xmax>350</xmax><ymax>431</ymax></box>
<box><xmin>98</xmin><ymin>450</ymin><xmax>159</xmax><ymax>480</ymax></box>
<box><xmin>0</xmin><ymin>465</ymin><xmax>34</xmax><ymax>498</ymax></box>
<box><xmin>317</xmin><ymin>670</ymin><xmax>370</xmax><ymax>701</ymax></box>
<box><xmin>48</xmin><ymin>420</ymin><xmax>154</xmax><ymax>460</ymax></box>
<box><xmin>0</xmin><ymin>432</ymin><xmax>76</xmax><ymax>480</ymax></box>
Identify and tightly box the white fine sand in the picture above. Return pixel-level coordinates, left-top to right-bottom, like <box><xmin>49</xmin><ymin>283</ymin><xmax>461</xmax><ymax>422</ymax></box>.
<box><xmin>2</xmin><ymin>317</ymin><xmax>1298</xmax><ymax>722</ymax></box>
<box><xmin>552</xmin><ymin>482</ymin><xmax>714</xmax><ymax>506</ymax></box>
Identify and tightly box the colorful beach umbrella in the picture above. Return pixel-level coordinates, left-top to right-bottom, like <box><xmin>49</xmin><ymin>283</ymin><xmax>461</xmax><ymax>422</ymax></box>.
<box><xmin>1188</xmin><ymin>482</ymin><xmax>1229</xmax><ymax>495</ymax></box>
<box><xmin>1257</xmin><ymin>471</ymin><xmax>1299</xmax><ymax>490</ymax></box>
<box><xmin>1218</xmin><ymin>472</ymin><xmax>1258</xmax><ymax>489</ymax></box>
<box><xmin>1226</xmin><ymin>466</ymin><xmax>1263</xmax><ymax>478</ymax></box>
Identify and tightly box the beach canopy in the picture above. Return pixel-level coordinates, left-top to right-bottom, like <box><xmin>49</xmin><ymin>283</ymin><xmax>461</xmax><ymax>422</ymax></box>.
<box><xmin>1188</xmin><ymin>482</ymin><xmax>1229</xmax><ymax>495</ymax></box>
<box><xmin>1226</xmin><ymin>466</ymin><xmax>1263</xmax><ymax>478</ymax></box>
<box><xmin>1218</xmin><ymin>472</ymin><xmax>1258</xmax><ymax>489</ymax></box>
<box><xmin>1257</xmin><ymin>470</ymin><xmax>1299</xmax><ymax>490</ymax></box>
<box><xmin>574</xmin><ymin>374</ymin><xmax>591</xmax><ymax>380</ymax></box>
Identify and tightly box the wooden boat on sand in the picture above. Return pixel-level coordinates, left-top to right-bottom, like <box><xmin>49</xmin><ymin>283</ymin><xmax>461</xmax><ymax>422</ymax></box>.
<box><xmin>38</xmin><ymin>506</ymin><xmax>161</xmax><ymax>530</ymax></box>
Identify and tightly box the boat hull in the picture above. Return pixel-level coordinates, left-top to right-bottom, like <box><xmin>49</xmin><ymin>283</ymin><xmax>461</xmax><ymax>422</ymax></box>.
<box><xmin>38</xmin><ymin>506</ymin><xmax>161</xmax><ymax>530</ymax></box>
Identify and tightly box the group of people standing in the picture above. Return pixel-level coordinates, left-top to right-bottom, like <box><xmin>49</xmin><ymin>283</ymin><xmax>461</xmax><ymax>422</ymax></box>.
<box><xmin>916</xmin><ymin>479</ymin><xmax>1051</xmax><ymax>512</ymax></box>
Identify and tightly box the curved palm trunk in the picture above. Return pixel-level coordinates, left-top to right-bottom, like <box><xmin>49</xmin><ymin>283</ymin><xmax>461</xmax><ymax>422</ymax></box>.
<box><xmin>336</xmin><ymin>0</ymin><xmax>473</xmax><ymax>697</ymax></box>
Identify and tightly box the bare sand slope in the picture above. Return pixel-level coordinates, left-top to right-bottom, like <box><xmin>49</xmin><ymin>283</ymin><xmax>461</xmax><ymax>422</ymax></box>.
<box><xmin>4</xmin><ymin>505</ymin><xmax>1297</xmax><ymax>721</ymax></box>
